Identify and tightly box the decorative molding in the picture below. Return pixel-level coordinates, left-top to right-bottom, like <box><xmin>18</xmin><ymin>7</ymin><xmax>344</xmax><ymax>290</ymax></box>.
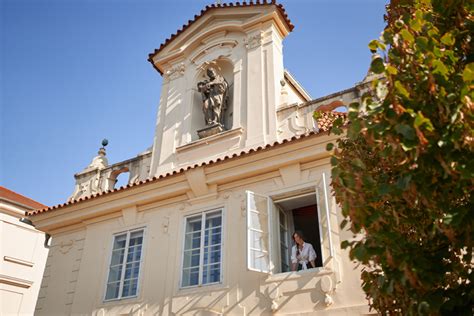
<box><xmin>164</xmin><ymin>62</ymin><xmax>186</xmax><ymax>80</ymax></box>
<box><xmin>59</xmin><ymin>239</ymin><xmax>74</xmax><ymax>254</ymax></box>
<box><xmin>243</xmin><ymin>32</ymin><xmax>264</xmax><ymax>49</ymax></box>
<box><xmin>162</xmin><ymin>216</ymin><xmax>170</xmax><ymax>234</ymax></box>
<box><xmin>191</xmin><ymin>41</ymin><xmax>237</xmax><ymax>66</ymax></box>
<box><xmin>320</xmin><ymin>275</ymin><xmax>335</xmax><ymax>307</ymax></box>
<box><xmin>0</xmin><ymin>273</ymin><xmax>33</xmax><ymax>288</ymax></box>
<box><xmin>3</xmin><ymin>256</ymin><xmax>34</xmax><ymax>267</ymax></box>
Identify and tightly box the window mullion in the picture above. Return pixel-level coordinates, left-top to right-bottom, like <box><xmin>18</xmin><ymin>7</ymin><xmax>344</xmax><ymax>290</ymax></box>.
<box><xmin>198</xmin><ymin>212</ymin><xmax>206</xmax><ymax>286</ymax></box>
<box><xmin>118</xmin><ymin>231</ymin><xmax>131</xmax><ymax>298</ymax></box>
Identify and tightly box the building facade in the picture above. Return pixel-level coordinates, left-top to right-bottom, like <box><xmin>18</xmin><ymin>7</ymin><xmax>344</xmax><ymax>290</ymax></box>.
<box><xmin>28</xmin><ymin>2</ymin><xmax>375</xmax><ymax>315</ymax></box>
<box><xmin>0</xmin><ymin>186</ymin><xmax>48</xmax><ymax>315</ymax></box>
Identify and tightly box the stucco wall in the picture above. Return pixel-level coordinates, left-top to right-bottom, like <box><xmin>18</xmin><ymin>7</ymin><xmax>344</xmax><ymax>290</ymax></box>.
<box><xmin>34</xmin><ymin>139</ymin><xmax>370</xmax><ymax>315</ymax></box>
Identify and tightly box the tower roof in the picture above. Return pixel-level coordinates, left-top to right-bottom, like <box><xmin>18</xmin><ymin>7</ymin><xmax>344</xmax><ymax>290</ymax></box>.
<box><xmin>147</xmin><ymin>1</ymin><xmax>294</xmax><ymax>74</ymax></box>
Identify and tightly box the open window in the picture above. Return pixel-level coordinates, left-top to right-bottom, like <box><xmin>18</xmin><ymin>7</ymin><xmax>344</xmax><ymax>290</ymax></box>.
<box><xmin>246</xmin><ymin>173</ymin><xmax>333</xmax><ymax>274</ymax></box>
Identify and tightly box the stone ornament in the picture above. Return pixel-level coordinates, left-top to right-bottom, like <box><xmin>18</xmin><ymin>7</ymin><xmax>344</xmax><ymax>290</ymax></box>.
<box><xmin>164</xmin><ymin>62</ymin><xmax>186</xmax><ymax>80</ymax></box>
<box><xmin>197</xmin><ymin>67</ymin><xmax>229</xmax><ymax>138</ymax></box>
<box><xmin>243</xmin><ymin>32</ymin><xmax>264</xmax><ymax>49</ymax></box>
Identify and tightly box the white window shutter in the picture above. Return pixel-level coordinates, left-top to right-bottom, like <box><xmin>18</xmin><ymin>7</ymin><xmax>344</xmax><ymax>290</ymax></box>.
<box><xmin>246</xmin><ymin>191</ymin><xmax>272</xmax><ymax>273</ymax></box>
<box><xmin>316</xmin><ymin>173</ymin><xmax>334</xmax><ymax>265</ymax></box>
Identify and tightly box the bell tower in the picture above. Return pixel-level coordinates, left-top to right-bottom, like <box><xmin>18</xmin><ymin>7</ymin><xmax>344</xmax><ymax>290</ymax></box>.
<box><xmin>147</xmin><ymin>2</ymin><xmax>296</xmax><ymax>177</ymax></box>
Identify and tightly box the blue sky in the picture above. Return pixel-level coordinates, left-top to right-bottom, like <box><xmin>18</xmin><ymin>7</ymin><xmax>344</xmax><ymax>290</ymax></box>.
<box><xmin>1</xmin><ymin>0</ymin><xmax>387</xmax><ymax>207</ymax></box>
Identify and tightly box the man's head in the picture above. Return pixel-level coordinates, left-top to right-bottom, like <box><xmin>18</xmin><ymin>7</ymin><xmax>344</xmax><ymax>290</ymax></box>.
<box><xmin>207</xmin><ymin>67</ymin><xmax>217</xmax><ymax>79</ymax></box>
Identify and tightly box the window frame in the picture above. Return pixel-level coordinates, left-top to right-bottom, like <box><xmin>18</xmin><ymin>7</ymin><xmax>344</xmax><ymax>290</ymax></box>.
<box><xmin>103</xmin><ymin>227</ymin><xmax>146</xmax><ymax>302</ymax></box>
<box><xmin>246</xmin><ymin>173</ymin><xmax>333</xmax><ymax>275</ymax></box>
<box><xmin>179</xmin><ymin>208</ymin><xmax>224</xmax><ymax>289</ymax></box>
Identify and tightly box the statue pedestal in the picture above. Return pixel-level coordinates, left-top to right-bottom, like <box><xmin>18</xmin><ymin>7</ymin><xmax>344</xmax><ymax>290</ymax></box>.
<box><xmin>197</xmin><ymin>124</ymin><xmax>224</xmax><ymax>139</ymax></box>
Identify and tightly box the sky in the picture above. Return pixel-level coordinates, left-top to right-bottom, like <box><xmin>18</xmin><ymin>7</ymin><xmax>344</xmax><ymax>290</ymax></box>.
<box><xmin>1</xmin><ymin>0</ymin><xmax>388</xmax><ymax>207</ymax></box>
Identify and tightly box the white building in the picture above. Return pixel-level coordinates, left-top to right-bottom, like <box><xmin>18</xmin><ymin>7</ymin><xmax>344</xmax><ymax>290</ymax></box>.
<box><xmin>28</xmin><ymin>2</ymin><xmax>374</xmax><ymax>315</ymax></box>
<box><xmin>0</xmin><ymin>186</ymin><xmax>48</xmax><ymax>315</ymax></box>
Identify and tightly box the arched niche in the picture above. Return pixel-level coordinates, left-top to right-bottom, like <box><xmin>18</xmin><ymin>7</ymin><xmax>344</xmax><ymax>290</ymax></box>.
<box><xmin>191</xmin><ymin>58</ymin><xmax>234</xmax><ymax>141</ymax></box>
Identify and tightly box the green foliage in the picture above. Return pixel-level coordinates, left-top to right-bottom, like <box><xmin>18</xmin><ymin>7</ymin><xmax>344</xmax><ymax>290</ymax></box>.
<box><xmin>326</xmin><ymin>0</ymin><xmax>473</xmax><ymax>314</ymax></box>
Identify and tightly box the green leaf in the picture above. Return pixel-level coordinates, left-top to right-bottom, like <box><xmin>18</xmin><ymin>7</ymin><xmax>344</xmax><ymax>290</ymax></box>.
<box><xmin>351</xmin><ymin>158</ymin><xmax>366</xmax><ymax>170</ymax></box>
<box><xmin>326</xmin><ymin>143</ymin><xmax>334</xmax><ymax>151</ymax></box>
<box><xmin>440</xmin><ymin>33</ymin><xmax>455</xmax><ymax>46</ymax></box>
<box><xmin>414</xmin><ymin>112</ymin><xmax>434</xmax><ymax>131</ymax></box>
<box><xmin>368</xmin><ymin>39</ymin><xmax>379</xmax><ymax>53</ymax></box>
<box><xmin>313</xmin><ymin>111</ymin><xmax>322</xmax><ymax>120</ymax></box>
<box><xmin>462</xmin><ymin>63</ymin><xmax>474</xmax><ymax>82</ymax></box>
<box><xmin>370</xmin><ymin>56</ymin><xmax>385</xmax><ymax>74</ymax></box>
<box><xmin>400</xmin><ymin>29</ymin><xmax>415</xmax><ymax>43</ymax></box>
<box><xmin>395</xmin><ymin>81</ymin><xmax>411</xmax><ymax>99</ymax></box>
<box><xmin>416</xmin><ymin>36</ymin><xmax>429</xmax><ymax>50</ymax></box>
<box><xmin>432</xmin><ymin>60</ymin><xmax>448</xmax><ymax>77</ymax></box>
<box><xmin>386</xmin><ymin>65</ymin><xmax>398</xmax><ymax>75</ymax></box>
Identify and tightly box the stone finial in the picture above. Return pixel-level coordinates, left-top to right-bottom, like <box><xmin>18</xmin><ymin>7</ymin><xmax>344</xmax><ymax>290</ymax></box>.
<box><xmin>87</xmin><ymin>139</ymin><xmax>109</xmax><ymax>170</ymax></box>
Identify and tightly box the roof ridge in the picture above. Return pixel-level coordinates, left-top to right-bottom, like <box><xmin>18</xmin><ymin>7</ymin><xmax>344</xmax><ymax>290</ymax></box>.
<box><xmin>0</xmin><ymin>186</ymin><xmax>47</xmax><ymax>209</ymax></box>
<box><xmin>147</xmin><ymin>1</ymin><xmax>294</xmax><ymax>74</ymax></box>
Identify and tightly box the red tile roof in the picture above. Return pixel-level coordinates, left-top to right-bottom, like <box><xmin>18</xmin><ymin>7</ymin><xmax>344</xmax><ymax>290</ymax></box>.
<box><xmin>27</xmin><ymin>111</ymin><xmax>346</xmax><ymax>217</ymax></box>
<box><xmin>148</xmin><ymin>1</ymin><xmax>295</xmax><ymax>74</ymax></box>
<box><xmin>0</xmin><ymin>186</ymin><xmax>47</xmax><ymax>210</ymax></box>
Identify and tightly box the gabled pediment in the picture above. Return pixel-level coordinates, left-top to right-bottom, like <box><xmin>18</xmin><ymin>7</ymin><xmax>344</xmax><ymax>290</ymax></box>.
<box><xmin>148</xmin><ymin>2</ymin><xmax>293</xmax><ymax>74</ymax></box>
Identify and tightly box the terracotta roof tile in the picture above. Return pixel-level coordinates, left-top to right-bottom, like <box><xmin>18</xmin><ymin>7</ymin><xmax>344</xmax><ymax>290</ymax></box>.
<box><xmin>0</xmin><ymin>186</ymin><xmax>47</xmax><ymax>210</ymax></box>
<box><xmin>27</xmin><ymin>112</ymin><xmax>346</xmax><ymax>217</ymax></box>
<box><xmin>147</xmin><ymin>1</ymin><xmax>294</xmax><ymax>74</ymax></box>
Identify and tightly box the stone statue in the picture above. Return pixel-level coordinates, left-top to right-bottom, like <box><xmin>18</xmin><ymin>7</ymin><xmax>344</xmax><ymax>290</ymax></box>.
<box><xmin>197</xmin><ymin>67</ymin><xmax>229</xmax><ymax>127</ymax></box>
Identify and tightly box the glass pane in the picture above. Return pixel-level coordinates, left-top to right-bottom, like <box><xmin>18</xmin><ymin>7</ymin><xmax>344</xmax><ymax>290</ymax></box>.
<box><xmin>105</xmin><ymin>282</ymin><xmax>120</xmax><ymax>300</ymax></box>
<box><xmin>249</xmin><ymin>230</ymin><xmax>266</xmax><ymax>250</ymax></box>
<box><xmin>186</xmin><ymin>215</ymin><xmax>202</xmax><ymax>233</ymax></box>
<box><xmin>205</xmin><ymin>211</ymin><xmax>222</xmax><ymax>229</ymax></box>
<box><xmin>184</xmin><ymin>231</ymin><xmax>201</xmax><ymax>250</ymax></box>
<box><xmin>130</xmin><ymin>278</ymin><xmax>138</xmax><ymax>296</ymax></box>
<box><xmin>133</xmin><ymin>245</ymin><xmax>142</xmax><ymax>261</ymax></box>
<box><xmin>113</xmin><ymin>234</ymin><xmax>127</xmax><ymax>250</ymax></box>
<box><xmin>129</xmin><ymin>231</ymin><xmax>143</xmax><ymax>247</ymax></box>
<box><xmin>249</xmin><ymin>249</ymin><xmax>269</xmax><ymax>272</ymax></box>
<box><xmin>122</xmin><ymin>279</ymin><xmax>131</xmax><ymax>297</ymax></box>
<box><xmin>182</xmin><ymin>267</ymin><xmax>199</xmax><ymax>287</ymax></box>
<box><xmin>183</xmin><ymin>249</ymin><xmax>200</xmax><ymax>268</ymax></box>
<box><xmin>203</xmin><ymin>263</ymin><xmax>220</xmax><ymax>284</ymax></box>
<box><xmin>110</xmin><ymin>249</ymin><xmax>125</xmax><ymax>266</ymax></box>
<box><xmin>107</xmin><ymin>266</ymin><xmax>122</xmax><ymax>283</ymax></box>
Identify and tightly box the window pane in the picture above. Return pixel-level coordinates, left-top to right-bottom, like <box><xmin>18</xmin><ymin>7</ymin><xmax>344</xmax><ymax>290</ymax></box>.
<box><xmin>202</xmin><ymin>263</ymin><xmax>220</xmax><ymax>284</ymax></box>
<box><xmin>249</xmin><ymin>249</ymin><xmax>269</xmax><ymax>272</ymax></box>
<box><xmin>105</xmin><ymin>282</ymin><xmax>120</xmax><ymax>300</ymax></box>
<box><xmin>107</xmin><ymin>266</ymin><xmax>122</xmax><ymax>283</ymax></box>
<box><xmin>129</xmin><ymin>231</ymin><xmax>143</xmax><ymax>246</ymax></box>
<box><xmin>205</xmin><ymin>211</ymin><xmax>222</xmax><ymax>229</ymax></box>
<box><xmin>110</xmin><ymin>249</ymin><xmax>125</xmax><ymax>266</ymax></box>
<box><xmin>122</xmin><ymin>279</ymin><xmax>131</xmax><ymax>297</ymax></box>
<box><xmin>183</xmin><ymin>249</ymin><xmax>201</xmax><ymax>268</ymax></box>
<box><xmin>113</xmin><ymin>234</ymin><xmax>127</xmax><ymax>250</ymax></box>
<box><xmin>186</xmin><ymin>215</ymin><xmax>202</xmax><ymax>233</ymax></box>
<box><xmin>182</xmin><ymin>267</ymin><xmax>199</xmax><ymax>287</ymax></box>
<box><xmin>184</xmin><ymin>231</ymin><xmax>201</xmax><ymax>250</ymax></box>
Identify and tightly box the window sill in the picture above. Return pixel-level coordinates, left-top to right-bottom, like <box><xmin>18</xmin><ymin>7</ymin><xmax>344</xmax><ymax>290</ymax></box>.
<box><xmin>102</xmin><ymin>295</ymin><xmax>139</xmax><ymax>304</ymax></box>
<box><xmin>178</xmin><ymin>282</ymin><xmax>229</xmax><ymax>295</ymax></box>
<box><xmin>265</xmin><ymin>267</ymin><xmax>334</xmax><ymax>282</ymax></box>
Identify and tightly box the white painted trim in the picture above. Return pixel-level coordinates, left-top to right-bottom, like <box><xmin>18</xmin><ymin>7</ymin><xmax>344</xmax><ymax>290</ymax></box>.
<box><xmin>3</xmin><ymin>256</ymin><xmax>34</xmax><ymax>267</ymax></box>
<box><xmin>0</xmin><ymin>274</ymin><xmax>33</xmax><ymax>288</ymax></box>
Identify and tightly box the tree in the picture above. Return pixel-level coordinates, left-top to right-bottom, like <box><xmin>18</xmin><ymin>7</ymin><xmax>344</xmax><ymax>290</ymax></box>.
<box><xmin>318</xmin><ymin>0</ymin><xmax>473</xmax><ymax>314</ymax></box>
